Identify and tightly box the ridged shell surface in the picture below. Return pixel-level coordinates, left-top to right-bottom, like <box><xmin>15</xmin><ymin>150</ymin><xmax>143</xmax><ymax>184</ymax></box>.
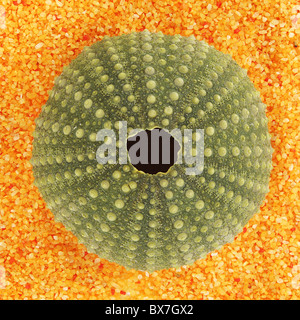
<box><xmin>31</xmin><ymin>30</ymin><xmax>273</xmax><ymax>272</ymax></box>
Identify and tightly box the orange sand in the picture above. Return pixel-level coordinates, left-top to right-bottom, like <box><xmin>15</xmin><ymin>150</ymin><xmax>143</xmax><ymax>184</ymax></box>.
<box><xmin>0</xmin><ymin>0</ymin><xmax>299</xmax><ymax>300</ymax></box>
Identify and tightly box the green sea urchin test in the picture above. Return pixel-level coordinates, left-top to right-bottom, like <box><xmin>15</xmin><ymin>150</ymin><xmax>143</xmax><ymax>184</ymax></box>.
<box><xmin>31</xmin><ymin>30</ymin><xmax>273</xmax><ymax>272</ymax></box>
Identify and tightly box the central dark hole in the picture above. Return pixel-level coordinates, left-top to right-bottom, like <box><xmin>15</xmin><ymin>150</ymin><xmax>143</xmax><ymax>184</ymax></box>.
<box><xmin>127</xmin><ymin>128</ymin><xmax>180</xmax><ymax>174</ymax></box>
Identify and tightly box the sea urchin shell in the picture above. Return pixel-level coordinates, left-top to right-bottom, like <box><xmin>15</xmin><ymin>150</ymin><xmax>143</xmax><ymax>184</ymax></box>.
<box><xmin>31</xmin><ymin>30</ymin><xmax>273</xmax><ymax>272</ymax></box>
